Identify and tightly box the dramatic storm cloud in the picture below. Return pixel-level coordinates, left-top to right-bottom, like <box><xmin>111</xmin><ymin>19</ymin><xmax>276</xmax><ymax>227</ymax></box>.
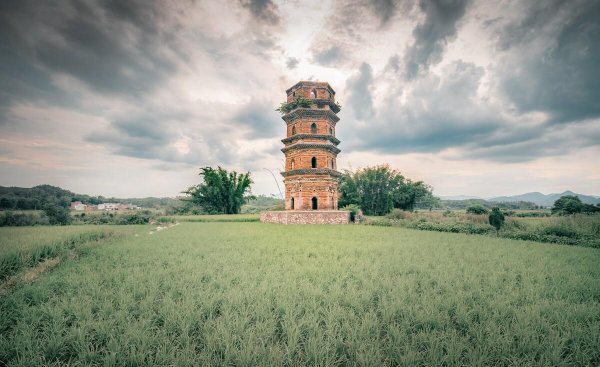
<box><xmin>0</xmin><ymin>0</ymin><xmax>598</xmax><ymax>197</ymax></box>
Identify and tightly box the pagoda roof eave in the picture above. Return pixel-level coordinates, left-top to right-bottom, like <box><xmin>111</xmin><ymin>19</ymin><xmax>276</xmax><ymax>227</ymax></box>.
<box><xmin>281</xmin><ymin>143</ymin><xmax>341</xmax><ymax>154</ymax></box>
<box><xmin>281</xmin><ymin>134</ymin><xmax>340</xmax><ymax>145</ymax></box>
<box><xmin>281</xmin><ymin>168</ymin><xmax>342</xmax><ymax>178</ymax></box>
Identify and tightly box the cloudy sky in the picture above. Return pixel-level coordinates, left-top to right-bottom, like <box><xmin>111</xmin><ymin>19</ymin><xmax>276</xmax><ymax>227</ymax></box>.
<box><xmin>1</xmin><ymin>0</ymin><xmax>599</xmax><ymax>198</ymax></box>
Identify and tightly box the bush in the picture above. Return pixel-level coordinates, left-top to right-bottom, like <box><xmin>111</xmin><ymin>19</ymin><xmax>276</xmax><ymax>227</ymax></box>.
<box><xmin>116</xmin><ymin>211</ymin><xmax>152</xmax><ymax>225</ymax></box>
<box><xmin>543</xmin><ymin>225</ymin><xmax>578</xmax><ymax>238</ymax></box>
<box><xmin>44</xmin><ymin>205</ymin><xmax>71</xmax><ymax>225</ymax></box>
<box><xmin>0</xmin><ymin>211</ymin><xmax>45</xmax><ymax>226</ymax></box>
<box><xmin>466</xmin><ymin>205</ymin><xmax>488</xmax><ymax>215</ymax></box>
<box><xmin>342</xmin><ymin>204</ymin><xmax>362</xmax><ymax>222</ymax></box>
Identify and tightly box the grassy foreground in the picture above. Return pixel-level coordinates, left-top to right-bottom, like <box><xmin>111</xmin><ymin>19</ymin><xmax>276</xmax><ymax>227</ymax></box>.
<box><xmin>1</xmin><ymin>223</ymin><xmax>599</xmax><ymax>366</ymax></box>
<box><xmin>0</xmin><ymin>225</ymin><xmax>147</xmax><ymax>281</ymax></box>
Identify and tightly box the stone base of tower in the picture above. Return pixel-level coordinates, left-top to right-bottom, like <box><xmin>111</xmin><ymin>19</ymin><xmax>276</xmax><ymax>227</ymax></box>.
<box><xmin>260</xmin><ymin>210</ymin><xmax>350</xmax><ymax>225</ymax></box>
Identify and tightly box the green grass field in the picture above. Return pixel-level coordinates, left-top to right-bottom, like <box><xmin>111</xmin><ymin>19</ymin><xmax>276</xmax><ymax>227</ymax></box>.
<box><xmin>0</xmin><ymin>225</ymin><xmax>149</xmax><ymax>281</ymax></box>
<box><xmin>1</xmin><ymin>223</ymin><xmax>599</xmax><ymax>366</ymax></box>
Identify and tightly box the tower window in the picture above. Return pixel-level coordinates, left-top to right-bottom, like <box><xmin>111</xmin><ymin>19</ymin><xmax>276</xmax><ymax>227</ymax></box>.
<box><xmin>329</xmin><ymin>127</ymin><xmax>333</xmax><ymax>135</ymax></box>
<box><xmin>311</xmin><ymin>89</ymin><xmax>317</xmax><ymax>98</ymax></box>
<box><xmin>291</xmin><ymin>197</ymin><xmax>295</xmax><ymax>209</ymax></box>
<box><xmin>291</xmin><ymin>159</ymin><xmax>295</xmax><ymax>170</ymax></box>
<box><xmin>311</xmin><ymin>157</ymin><xmax>317</xmax><ymax>168</ymax></box>
<box><xmin>291</xmin><ymin>125</ymin><xmax>296</xmax><ymax>135</ymax></box>
<box><xmin>311</xmin><ymin>123</ymin><xmax>317</xmax><ymax>134</ymax></box>
<box><xmin>312</xmin><ymin>197</ymin><xmax>318</xmax><ymax>210</ymax></box>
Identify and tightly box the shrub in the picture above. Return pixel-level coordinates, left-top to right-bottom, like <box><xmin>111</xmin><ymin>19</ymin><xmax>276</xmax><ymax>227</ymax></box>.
<box><xmin>44</xmin><ymin>204</ymin><xmax>71</xmax><ymax>225</ymax></box>
<box><xmin>342</xmin><ymin>204</ymin><xmax>362</xmax><ymax>222</ymax></box>
<box><xmin>116</xmin><ymin>212</ymin><xmax>151</xmax><ymax>225</ymax></box>
<box><xmin>0</xmin><ymin>211</ymin><xmax>43</xmax><ymax>227</ymax></box>
<box><xmin>466</xmin><ymin>205</ymin><xmax>488</xmax><ymax>215</ymax></box>
<box><xmin>543</xmin><ymin>225</ymin><xmax>578</xmax><ymax>238</ymax></box>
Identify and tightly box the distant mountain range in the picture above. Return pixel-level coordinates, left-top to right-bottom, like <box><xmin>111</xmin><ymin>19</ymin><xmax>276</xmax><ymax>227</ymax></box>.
<box><xmin>489</xmin><ymin>191</ymin><xmax>600</xmax><ymax>207</ymax></box>
<box><xmin>441</xmin><ymin>191</ymin><xmax>600</xmax><ymax>207</ymax></box>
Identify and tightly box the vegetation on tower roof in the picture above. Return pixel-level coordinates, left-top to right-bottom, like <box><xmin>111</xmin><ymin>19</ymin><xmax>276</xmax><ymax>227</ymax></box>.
<box><xmin>276</xmin><ymin>96</ymin><xmax>342</xmax><ymax>115</ymax></box>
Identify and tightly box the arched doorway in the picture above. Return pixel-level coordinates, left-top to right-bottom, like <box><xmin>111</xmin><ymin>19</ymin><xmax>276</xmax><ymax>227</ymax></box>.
<box><xmin>311</xmin><ymin>123</ymin><xmax>317</xmax><ymax>134</ymax></box>
<box><xmin>311</xmin><ymin>157</ymin><xmax>317</xmax><ymax>168</ymax></box>
<box><xmin>291</xmin><ymin>197</ymin><xmax>294</xmax><ymax>209</ymax></box>
<box><xmin>312</xmin><ymin>197</ymin><xmax>318</xmax><ymax>210</ymax></box>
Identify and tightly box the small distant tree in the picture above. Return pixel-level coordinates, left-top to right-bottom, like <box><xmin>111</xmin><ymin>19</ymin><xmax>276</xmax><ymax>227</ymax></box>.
<box><xmin>184</xmin><ymin>166</ymin><xmax>254</xmax><ymax>214</ymax></box>
<box><xmin>466</xmin><ymin>205</ymin><xmax>489</xmax><ymax>215</ymax></box>
<box><xmin>551</xmin><ymin>195</ymin><xmax>583</xmax><ymax>215</ymax></box>
<box><xmin>44</xmin><ymin>204</ymin><xmax>72</xmax><ymax>225</ymax></box>
<box><xmin>488</xmin><ymin>207</ymin><xmax>505</xmax><ymax>236</ymax></box>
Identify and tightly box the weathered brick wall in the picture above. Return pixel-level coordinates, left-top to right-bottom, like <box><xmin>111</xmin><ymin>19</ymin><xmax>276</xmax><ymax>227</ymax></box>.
<box><xmin>260</xmin><ymin>210</ymin><xmax>350</xmax><ymax>224</ymax></box>
<box><xmin>287</xmin><ymin>119</ymin><xmax>335</xmax><ymax>136</ymax></box>
<box><xmin>286</xmin><ymin>82</ymin><xmax>335</xmax><ymax>102</ymax></box>
<box><xmin>284</xmin><ymin>175</ymin><xmax>339</xmax><ymax>210</ymax></box>
<box><xmin>285</xmin><ymin>149</ymin><xmax>336</xmax><ymax>170</ymax></box>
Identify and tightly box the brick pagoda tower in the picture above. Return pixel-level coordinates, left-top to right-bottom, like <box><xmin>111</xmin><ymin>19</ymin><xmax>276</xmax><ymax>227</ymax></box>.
<box><xmin>261</xmin><ymin>81</ymin><xmax>349</xmax><ymax>224</ymax></box>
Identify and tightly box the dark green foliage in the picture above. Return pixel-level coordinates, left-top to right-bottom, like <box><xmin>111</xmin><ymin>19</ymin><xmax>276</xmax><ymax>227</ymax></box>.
<box><xmin>184</xmin><ymin>167</ymin><xmax>254</xmax><ymax>214</ymax></box>
<box><xmin>0</xmin><ymin>211</ymin><xmax>48</xmax><ymax>227</ymax></box>
<box><xmin>43</xmin><ymin>204</ymin><xmax>71</xmax><ymax>225</ymax></box>
<box><xmin>552</xmin><ymin>195</ymin><xmax>600</xmax><ymax>215</ymax></box>
<box><xmin>466</xmin><ymin>205</ymin><xmax>489</xmax><ymax>215</ymax></box>
<box><xmin>552</xmin><ymin>195</ymin><xmax>583</xmax><ymax>214</ymax></box>
<box><xmin>488</xmin><ymin>208</ymin><xmax>505</xmax><ymax>236</ymax></box>
<box><xmin>339</xmin><ymin>165</ymin><xmax>433</xmax><ymax>216</ymax></box>
<box><xmin>72</xmin><ymin>210</ymin><xmax>154</xmax><ymax>225</ymax></box>
<box><xmin>115</xmin><ymin>211</ymin><xmax>152</xmax><ymax>225</ymax></box>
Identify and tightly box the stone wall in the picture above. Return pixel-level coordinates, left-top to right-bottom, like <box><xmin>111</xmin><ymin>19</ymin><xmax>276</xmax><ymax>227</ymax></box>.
<box><xmin>260</xmin><ymin>210</ymin><xmax>350</xmax><ymax>224</ymax></box>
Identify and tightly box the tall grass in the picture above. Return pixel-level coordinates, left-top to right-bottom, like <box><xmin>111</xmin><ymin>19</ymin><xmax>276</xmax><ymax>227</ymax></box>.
<box><xmin>0</xmin><ymin>223</ymin><xmax>598</xmax><ymax>365</ymax></box>
<box><xmin>0</xmin><ymin>225</ymin><xmax>146</xmax><ymax>280</ymax></box>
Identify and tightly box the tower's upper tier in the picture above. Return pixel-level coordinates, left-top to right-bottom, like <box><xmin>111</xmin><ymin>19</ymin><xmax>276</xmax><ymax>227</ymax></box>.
<box><xmin>286</xmin><ymin>81</ymin><xmax>335</xmax><ymax>103</ymax></box>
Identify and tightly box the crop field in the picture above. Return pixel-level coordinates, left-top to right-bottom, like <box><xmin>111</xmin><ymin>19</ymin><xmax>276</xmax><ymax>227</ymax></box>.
<box><xmin>0</xmin><ymin>225</ymin><xmax>148</xmax><ymax>281</ymax></box>
<box><xmin>366</xmin><ymin>211</ymin><xmax>600</xmax><ymax>248</ymax></box>
<box><xmin>1</xmin><ymin>222</ymin><xmax>599</xmax><ymax>366</ymax></box>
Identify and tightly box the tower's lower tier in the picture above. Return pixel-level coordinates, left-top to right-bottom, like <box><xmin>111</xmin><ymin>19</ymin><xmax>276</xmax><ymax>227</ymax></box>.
<box><xmin>283</xmin><ymin>174</ymin><xmax>339</xmax><ymax>210</ymax></box>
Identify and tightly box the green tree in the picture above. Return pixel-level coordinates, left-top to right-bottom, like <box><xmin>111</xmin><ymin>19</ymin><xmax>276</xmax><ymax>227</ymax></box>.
<box><xmin>488</xmin><ymin>207</ymin><xmax>505</xmax><ymax>236</ymax></box>
<box><xmin>43</xmin><ymin>204</ymin><xmax>72</xmax><ymax>225</ymax></box>
<box><xmin>184</xmin><ymin>166</ymin><xmax>254</xmax><ymax>214</ymax></box>
<box><xmin>339</xmin><ymin>165</ymin><xmax>433</xmax><ymax>216</ymax></box>
<box><xmin>551</xmin><ymin>195</ymin><xmax>583</xmax><ymax>215</ymax></box>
